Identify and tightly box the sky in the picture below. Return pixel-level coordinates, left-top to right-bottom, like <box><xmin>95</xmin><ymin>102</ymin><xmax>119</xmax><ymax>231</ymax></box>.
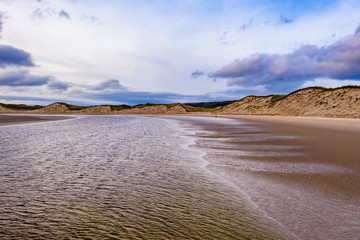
<box><xmin>0</xmin><ymin>0</ymin><xmax>359</xmax><ymax>106</ymax></box>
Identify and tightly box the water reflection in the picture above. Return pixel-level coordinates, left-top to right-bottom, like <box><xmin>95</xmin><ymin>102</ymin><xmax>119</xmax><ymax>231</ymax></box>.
<box><xmin>0</xmin><ymin>116</ymin><xmax>294</xmax><ymax>239</ymax></box>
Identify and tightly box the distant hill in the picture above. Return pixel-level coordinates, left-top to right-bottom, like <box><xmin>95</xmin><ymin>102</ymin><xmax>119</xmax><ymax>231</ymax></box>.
<box><xmin>3</xmin><ymin>102</ymin><xmax>199</xmax><ymax>115</ymax></box>
<box><xmin>1</xmin><ymin>86</ymin><xmax>359</xmax><ymax>118</ymax></box>
<box><xmin>0</xmin><ymin>103</ymin><xmax>43</xmax><ymax>111</ymax></box>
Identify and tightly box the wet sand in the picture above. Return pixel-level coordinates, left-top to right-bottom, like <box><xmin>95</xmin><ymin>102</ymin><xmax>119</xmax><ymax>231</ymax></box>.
<box><xmin>184</xmin><ymin>115</ymin><xmax>360</xmax><ymax>239</ymax></box>
<box><xmin>218</xmin><ymin>114</ymin><xmax>360</xmax><ymax>130</ymax></box>
<box><xmin>218</xmin><ymin>115</ymin><xmax>360</xmax><ymax>170</ymax></box>
<box><xmin>0</xmin><ymin>115</ymin><xmax>74</xmax><ymax>126</ymax></box>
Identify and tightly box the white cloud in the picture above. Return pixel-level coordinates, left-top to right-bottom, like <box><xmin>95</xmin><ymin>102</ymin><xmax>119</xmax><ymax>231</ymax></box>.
<box><xmin>0</xmin><ymin>0</ymin><xmax>360</xmax><ymax>104</ymax></box>
<box><xmin>302</xmin><ymin>78</ymin><xmax>360</xmax><ymax>88</ymax></box>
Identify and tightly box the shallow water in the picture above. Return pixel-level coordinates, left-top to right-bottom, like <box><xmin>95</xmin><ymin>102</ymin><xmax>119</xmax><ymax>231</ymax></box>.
<box><xmin>0</xmin><ymin>115</ymin><xmax>296</xmax><ymax>239</ymax></box>
<box><xmin>2</xmin><ymin>115</ymin><xmax>359</xmax><ymax>239</ymax></box>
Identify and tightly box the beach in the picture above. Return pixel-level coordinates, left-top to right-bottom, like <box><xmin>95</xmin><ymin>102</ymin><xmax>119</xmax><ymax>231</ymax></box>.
<box><xmin>1</xmin><ymin>114</ymin><xmax>360</xmax><ymax>239</ymax></box>
<box><xmin>181</xmin><ymin>115</ymin><xmax>360</xmax><ymax>239</ymax></box>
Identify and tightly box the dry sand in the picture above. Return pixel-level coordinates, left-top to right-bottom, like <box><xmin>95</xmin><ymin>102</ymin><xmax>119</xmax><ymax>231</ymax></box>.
<box><xmin>0</xmin><ymin>115</ymin><xmax>74</xmax><ymax>126</ymax></box>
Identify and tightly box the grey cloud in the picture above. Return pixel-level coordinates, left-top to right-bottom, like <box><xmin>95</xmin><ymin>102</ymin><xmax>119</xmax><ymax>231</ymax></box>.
<box><xmin>0</xmin><ymin>11</ymin><xmax>66</xmax><ymax>90</ymax></box>
<box><xmin>0</xmin><ymin>70</ymin><xmax>52</xmax><ymax>86</ymax></box>
<box><xmin>3</xmin><ymin>76</ymin><xmax>242</xmax><ymax>106</ymax></box>
<box><xmin>48</xmin><ymin>80</ymin><xmax>71</xmax><ymax>90</ymax></box>
<box><xmin>94</xmin><ymin>79</ymin><xmax>127</xmax><ymax>91</ymax></box>
<box><xmin>31</xmin><ymin>8</ymin><xmax>44</xmax><ymax>19</ymax></box>
<box><xmin>356</xmin><ymin>26</ymin><xmax>360</xmax><ymax>34</ymax></box>
<box><xmin>240</xmin><ymin>19</ymin><xmax>254</xmax><ymax>31</ymax></box>
<box><xmin>74</xmin><ymin>88</ymin><xmax>216</xmax><ymax>106</ymax></box>
<box><xmin>59</xmin><ymin>10</ymin><xmax>70</xmax><ymax>20</ymax></box>
<box><xmin>0</xmin><ymin>45</ymin><xmax>34</xmax><ymax>68</ymax></box>
<box><xmin>0</xmin><ymin>13</ymin><xmax>33</xmax><ymax>68</ymax></box>
<box><xmin>280</xmin><ymin>15</ymin><xmax>293</xmax><ymax>24</ymax></box>
<box><xmin>0</xmin><ymin>12</ymin><xmax>3</xmax><ymax>36</ymax></box>
<box><xmin>69</xmin><ymin>79</ymin><xmax>242</xmax><ymax>105</ymax></box>
<box><xmin>212</xmin><ymin>27</ymin><xmax>360</xmax><ymax>90</ymax></box>
<box><xmin>191</xmin><ymin>70</ymin><xmax>204</xmax><ymax>78</ymax></box>
<box><xmin>31</xmin><ymin>8</ymin><xmax>71</xmax><ymax>20</ymax></box>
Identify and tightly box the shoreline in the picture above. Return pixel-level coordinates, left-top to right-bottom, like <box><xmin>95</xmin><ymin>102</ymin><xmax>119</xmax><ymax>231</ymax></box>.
<box><xmin>2</xmin><ymin>112</ymin><xmax>360</xmax><ymax>130</ymax></box>
<box><xmin>0</xmin><ymin>114</ymin><xmax>75</xmax><ymax>126</ymax></box>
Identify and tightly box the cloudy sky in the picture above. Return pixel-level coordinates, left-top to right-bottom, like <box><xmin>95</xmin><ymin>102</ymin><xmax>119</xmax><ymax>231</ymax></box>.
<box><xmin>0</xmin><ymin>0</ymin><xmax>359</xmax><ymax>105</ymax></box>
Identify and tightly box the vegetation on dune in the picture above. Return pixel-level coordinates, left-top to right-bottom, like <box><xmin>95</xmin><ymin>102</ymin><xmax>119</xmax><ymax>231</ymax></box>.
<box><xmin>166</xmin><ymin>103</ymin><xmax>194</xmax><ymax>109</ymax></box>
<box><xmin>184</xmin><ymin>100</ymin><xmax>236</xmax><ymax>109</ymax></box>
<box><xmin>109</xmin><ymin>105</ymin><xmax>132</xmax><ymax>111</ymax></box>
<box><xmin>0</xmin><ymin>103</ymin><xmax>43</xmax><ymax>110</ymax></box>
<box><xmin>133</xmin><ymin>103</ymin><xmax>157</xmax><ymax>108</ymax></box>
<box><xmin>180</xmin><ymin>104</ymin><xmax>214</xmax><ymax>112</ymax></box>
<box><xmin>180</xmin><ymin>104</ymin><xmax>200</xmax><ymax>112</ymax></box>
<box><xmin>66</xmin><ymin>105</ymin><xmax>89</xmax><ymax>111</ymax></box>
<box><xmin>270</xmin><ymin>95</ymin><xmax>287</xmax><ymax>103</ymax></box>
<box><xmin>54</xmin><ymin>102</ymin><xmax>88</xmax><ymax>111</ymax></box>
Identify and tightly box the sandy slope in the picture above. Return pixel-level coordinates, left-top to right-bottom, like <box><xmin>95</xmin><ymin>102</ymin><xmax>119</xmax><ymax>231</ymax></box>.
<box><xmin>218</xmin><ymin>86</ymin><xmax>360</xmax><ymax>118</ymax></box>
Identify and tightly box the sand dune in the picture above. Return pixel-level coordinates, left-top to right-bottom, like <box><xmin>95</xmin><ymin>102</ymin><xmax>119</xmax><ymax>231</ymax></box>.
<box><xmin>1</xmin><ymin>86</ymin><xmax>359</xmax><ymax>118</ymax></box>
